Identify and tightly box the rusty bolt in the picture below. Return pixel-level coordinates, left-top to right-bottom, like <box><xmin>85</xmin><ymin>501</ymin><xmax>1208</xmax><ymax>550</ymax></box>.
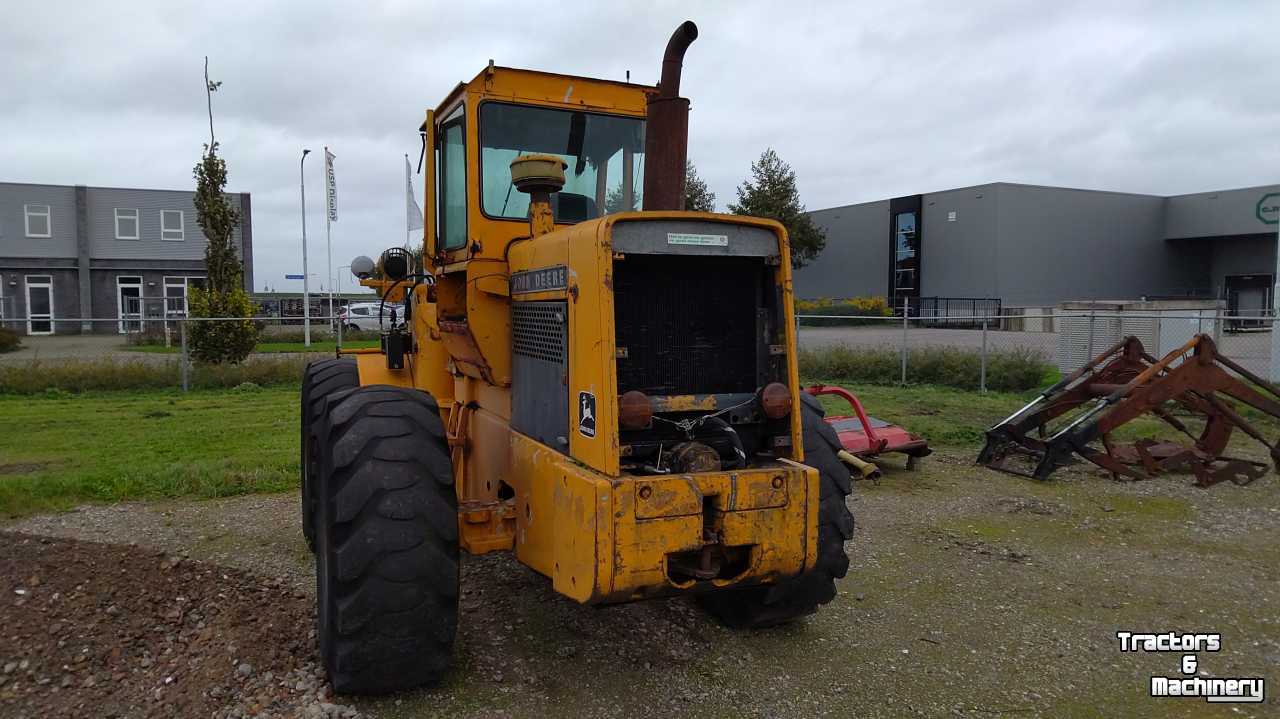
<box><xmin>771</xmin><ymin>476</ymin><xmax>784</xmax><ymax>489</ymax></box>
<box><xmin>638</xmin><ymin>485</ymin><xmax>653</xmax><ymax>500</ymax></box>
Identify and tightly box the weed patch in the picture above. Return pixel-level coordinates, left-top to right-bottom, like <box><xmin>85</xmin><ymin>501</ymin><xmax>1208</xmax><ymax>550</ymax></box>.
<box><xmin>0</xmin><ymin>356</ymin><xmax>308</xmax><ymax>394</ymax></box>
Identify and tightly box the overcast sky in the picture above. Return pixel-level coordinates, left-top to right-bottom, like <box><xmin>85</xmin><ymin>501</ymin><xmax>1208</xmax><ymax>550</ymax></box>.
<box><xmin>2</xmin><ymin>0</ymin><xmax>1277</xmax><ymax>292</ymax></box>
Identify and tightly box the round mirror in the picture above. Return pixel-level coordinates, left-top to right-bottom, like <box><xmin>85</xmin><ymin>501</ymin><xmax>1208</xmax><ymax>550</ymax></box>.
<box><xmin>350</xmin><ymin>255</ymin><xmax>375</xmax><ymax>279</ymax></box>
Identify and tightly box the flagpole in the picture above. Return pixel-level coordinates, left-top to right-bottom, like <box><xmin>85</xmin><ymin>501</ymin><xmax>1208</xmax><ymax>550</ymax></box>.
<box><xmin>405</xmin><ymin>154</ymin><xmax>412</xmax><ymax>251</ymax></box>
<box><xmin>300</xmin><ymin>149</ymin><xmax>311</xmax><ymax>348</ymax></box>
<box><xmin>325</xmin><ymin>146</ymin><xmax>334</xmax><ymax>333</ymax></box>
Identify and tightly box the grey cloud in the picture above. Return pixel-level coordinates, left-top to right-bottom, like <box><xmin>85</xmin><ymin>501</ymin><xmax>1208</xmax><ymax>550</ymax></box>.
<box><xmin>1</xmin><ymin>0</ymin><xmax>1276</xmax><ymax>290</ymax></box>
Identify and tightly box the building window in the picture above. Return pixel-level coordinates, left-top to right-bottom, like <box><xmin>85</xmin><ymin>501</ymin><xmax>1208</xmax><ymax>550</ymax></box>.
<box><xmin>157</xmin><ymin>276</ymin><xmax>206</xmax><ymax>316</ymax></box>
<box><xmin>163</xmin><ymin>277</ymin><xmax>187</xmax><ymax>315</ymax></box>
<box><xmin>892</xmin><ymin>211</ymin><xmax>920</xmax><ymax>301</ymax></box>
<box><xmin>25</xmin><ymin>275</ymin><xmax>54</xmax><ymax>334</ymax></box>
<box><xmin>115</xmin><ymin>208</ymin><xmax>140</xmax><ymax>240</ymax></box>
<box><xmin>161</xmin><ymin>210</ymin><xmax>184</xmax><ymax>241</ymax></box>
<box><xmin>24</xmin><ymin>204</ymin><xmax>51</xmax><ymax>238</ymax></box>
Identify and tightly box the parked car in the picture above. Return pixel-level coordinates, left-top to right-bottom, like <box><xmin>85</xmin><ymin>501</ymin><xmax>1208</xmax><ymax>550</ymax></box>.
<box><xmin>339</xmin><ymin>303</ymin><xmax>390</xmax><ymax>331</ymax></box>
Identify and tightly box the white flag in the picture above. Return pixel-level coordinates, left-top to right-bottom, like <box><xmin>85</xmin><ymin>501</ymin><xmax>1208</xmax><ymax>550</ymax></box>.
<box><xmin>324</xmin><ymin>148</ymin><xmax>338</xmax><ymax>222</ymax></box>
<box><xmin>406</xmin><ymin>155</ymin><xmax>424</xmax><ymax>232</ymax></box>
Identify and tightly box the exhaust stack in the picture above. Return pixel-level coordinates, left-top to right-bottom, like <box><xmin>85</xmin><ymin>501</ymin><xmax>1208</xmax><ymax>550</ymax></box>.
<box><xmin>642</xmin><ymin>20</ymin><xmax>698</xmax><ymax>211</ymax></box>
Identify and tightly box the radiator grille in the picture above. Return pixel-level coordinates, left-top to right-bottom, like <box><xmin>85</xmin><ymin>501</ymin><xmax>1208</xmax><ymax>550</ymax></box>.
<box><xmin>513</xmin><ymin>301</ymin><xmax>566</xmax><ymax>363</ymax></box>
<box><xmin>614</xmin><ymin>255</ymin><xmax>761</xmax><ymax>395</ymax></box>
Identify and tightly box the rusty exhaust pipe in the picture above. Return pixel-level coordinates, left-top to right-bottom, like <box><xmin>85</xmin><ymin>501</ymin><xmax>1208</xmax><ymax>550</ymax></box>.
<box><xmin>642</xmin><ymin>20</ymin><xmax>698</xmax><ymax>211</ymax></box>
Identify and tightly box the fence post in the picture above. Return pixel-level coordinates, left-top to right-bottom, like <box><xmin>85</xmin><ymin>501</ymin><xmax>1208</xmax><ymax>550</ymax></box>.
<box><xmin>1087</xmin><ymin>310</ymin><xmax>1096</xmax><ymax>360</ymax></box>
<box><xmin>337</xmin><ymin>312</ymin><xmax>343</xmax><ymax>353</ymax></box>
<box><xmin>179</xmin><ymin>319</ymin><xmax>189</xmax><ymax>393</ymax></box>
<box><xmin>980</xmin><ymin>315</ymin><xmax>988</xmax><ymax>393</ymax></box>
<box><xmin>900</xmin><ymin>296</ymin><xmax>908</xmax><ymax>385</ymax></box>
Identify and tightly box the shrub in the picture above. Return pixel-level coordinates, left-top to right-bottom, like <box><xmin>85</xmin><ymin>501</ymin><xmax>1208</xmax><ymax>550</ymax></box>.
<box><xmin>0</xmin><ymin>327</ymin><xmax>21</xmax><ymax>354</ymax></box>
<box><xmin>187</xmin><ymin>287</ymin><xmax>259</xmax><ymax>363</ymax></box>
<box><xmin>798</xmin><ymin>344</ymin><xmax>1056</xmax><ymax>392</ymax></box>
<box><xmin>795</xmin><ymin>296</ymin><xmax>894</xmax><ymax>327</ymax></box>
<box><xmin>0</xmin><ymin>356</ymin><xmax>307</xmax><ymax>394</ymax></box>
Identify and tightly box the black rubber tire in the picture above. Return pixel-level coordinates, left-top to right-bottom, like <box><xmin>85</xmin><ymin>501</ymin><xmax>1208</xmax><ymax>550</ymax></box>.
<box><xmin>300</xmin><ymin>357</ymin><xmax>360</xmax><ymax>552</ymax></box>
<box><xmin>697</xmin><ymin>392</ymin><xmax>855</xmax><ymax>628</ymax></box>
<box><xmin>313</xmin><ymin>385</ymin><xmax>459</xmax><ymax>694</ymax></box>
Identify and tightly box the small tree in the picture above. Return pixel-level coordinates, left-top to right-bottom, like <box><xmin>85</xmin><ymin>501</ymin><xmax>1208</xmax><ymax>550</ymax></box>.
<box><xmin>188</xmin><ymin>58</ymin><xmax>257</xmax><ymax>363</ymax></box>
<box><xmin>604</xmin><ymin>185</ymin><xmax>639</xmax><ymax>214</ymax></box>
<box><xmin>683</xmin><ymin>160</ymin><xmax>716</xmax><ymax>212</ymax></box>
<box><xmin>728</xmin><ymin>148</ymin><xmax>826</xmax><ymax>268</ymax></box>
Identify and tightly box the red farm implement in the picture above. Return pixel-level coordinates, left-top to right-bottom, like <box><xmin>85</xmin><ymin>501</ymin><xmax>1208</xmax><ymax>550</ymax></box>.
<box><xmin>805</xmin><ymin>385</ymin><xmax>931</xmax><ymax>480</ymax></box>
<box><xmin>977</xmin><ymin>335</ymin><xmax>1280</xmax><ymax>487</ymax></box>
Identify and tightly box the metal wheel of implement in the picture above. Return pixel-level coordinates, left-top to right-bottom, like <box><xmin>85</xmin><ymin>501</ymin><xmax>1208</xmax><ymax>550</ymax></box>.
<box><xmin>314</xmin><ymin>385</ymin><xmax>459</xmax><ymax>694</ymax></box>
<box><xmin>697</xmin><ymin>392</ymin><xmax>855</xmax><ymax>627</ymax></box>
<box><xmin>300</xmin><ymin>357</ymin><xmax>360</xmax><ymax>552</ymax></box>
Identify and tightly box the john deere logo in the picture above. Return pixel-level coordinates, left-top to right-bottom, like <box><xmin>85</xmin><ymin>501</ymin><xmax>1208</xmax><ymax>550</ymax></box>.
<box><xmin>1258</xmin><ymin>193</ymin><xmax>1280</xmax><ymax>225</ymax></box>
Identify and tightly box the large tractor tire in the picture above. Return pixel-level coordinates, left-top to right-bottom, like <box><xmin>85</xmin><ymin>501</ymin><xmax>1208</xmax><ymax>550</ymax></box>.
<box><xmin>697</xmin><ymin>392</ymin><xmax>855</xmax><ymax>627</ymax></box>
<box><xmin>300</xmin><ymin>357</ymin><xmax>360</xmax><ymax>552</ymax></box>
<box><xmin>313</xmin><ymin>385</ymin><xmax>459</xmax><ymax>694</ymax></box>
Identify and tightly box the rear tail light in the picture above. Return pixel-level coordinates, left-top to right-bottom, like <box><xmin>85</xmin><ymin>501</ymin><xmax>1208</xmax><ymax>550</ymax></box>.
<box><xmin>618</xmin><ymin>391</ymin><xmax>653</xmax><ymax>430</ymax></box>
<box><xmin>759</xmin><ymin>382</ymin><xmax>792</xmax><ymax>419</ymax></box>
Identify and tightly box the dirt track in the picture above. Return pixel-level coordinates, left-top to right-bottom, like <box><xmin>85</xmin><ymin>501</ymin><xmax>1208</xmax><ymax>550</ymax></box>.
<box><xmin>0</xmin><ymin>532</ymin><xmax>353</xmax><ymax>719</ymax></box>
<box><xmin>4</xmin><ymin>450</ymin><xmax>1279</xmax><ymax>718</ymax></box>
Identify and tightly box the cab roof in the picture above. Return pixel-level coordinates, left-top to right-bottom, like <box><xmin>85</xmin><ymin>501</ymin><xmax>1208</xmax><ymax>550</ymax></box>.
<box><xmin>432</xmin><ymin>65</ymin><xmax>652</xmax><ymax>118</ymax></box>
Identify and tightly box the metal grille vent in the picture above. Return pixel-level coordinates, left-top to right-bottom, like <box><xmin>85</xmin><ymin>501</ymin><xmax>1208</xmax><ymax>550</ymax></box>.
<box><xmin>614</xmin><ymin>254</ymin><xmax>760</xmax><ymax>395</ymax></box>
<box><xmin>512</xmin><ymin>301</ymin><xmax>566</xmax><ymax>363</ymax></box>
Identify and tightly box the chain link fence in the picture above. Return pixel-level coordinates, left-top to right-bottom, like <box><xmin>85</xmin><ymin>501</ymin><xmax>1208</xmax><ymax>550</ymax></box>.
<box><xmin>1</xmin><ymin>300</ymin><xmax>1276</xmax><ymax>394</ymax></box>
<box><xmin>797</xmin><ymin>310</ymin><xmax>1276</xmax><ymax>392</ymax></box>
<box><xmin>0</xmin><ymin>305</ymin><xmax>376</xmax><ymax>393</ymax></box>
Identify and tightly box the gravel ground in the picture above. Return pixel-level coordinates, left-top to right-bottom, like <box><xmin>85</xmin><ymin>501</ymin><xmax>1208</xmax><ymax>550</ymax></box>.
<box><xmin>0</xmin><ymin>532</ymin><xmax>360</xmax><ymax>719</ymax></box>
<box><xmin>4</xmin><ymin>451</ymin><xmax>1279</xmax><ymax>718</ymax></box>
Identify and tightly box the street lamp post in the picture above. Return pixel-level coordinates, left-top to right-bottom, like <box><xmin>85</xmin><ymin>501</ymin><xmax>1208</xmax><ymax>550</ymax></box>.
<box><xmin>336</xmin><ymin>263</ymin><xmax>351</xmax><ymax>350</ymax></box>
<box><xmin>300</xmin><ymin>148</ymin><xmax>312</xmax><ymax>347</ymax></box>
<box><xmin>1272</xmin><ymin>205</ymin><xmax>1280</xmax><ymax>381</ymax></box>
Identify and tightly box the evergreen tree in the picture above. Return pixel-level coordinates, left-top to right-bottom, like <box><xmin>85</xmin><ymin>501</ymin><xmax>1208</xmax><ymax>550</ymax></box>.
<box><xmin>604</xmin><ymin>185</ymin><xmax>639</xmax><ymax>214</ymax></box>
<box><xmin>683</xmin><ymin>160</ymin><xmax>716</xmax><ymax>212</ymax></box>
<box><xmin>728</xmin><ymin>148</ymin><xmax>826</xmax><ymax>268</ymax></box>
<box><xmin>187</xmin><ymin>59</ymin><xmax>258</xmax><ymax>363</ymax></box>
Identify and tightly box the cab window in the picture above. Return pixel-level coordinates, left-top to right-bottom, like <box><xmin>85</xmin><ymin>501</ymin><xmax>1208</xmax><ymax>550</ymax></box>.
<box><xmin>479</xmin><ymin>103</ymin><xmax>645</xmax><ymax>223</ymax></box>
<box><xmin>439</xmin><ymin>116</ymin><xmax>468</xmax><ymax>251</ymax></box>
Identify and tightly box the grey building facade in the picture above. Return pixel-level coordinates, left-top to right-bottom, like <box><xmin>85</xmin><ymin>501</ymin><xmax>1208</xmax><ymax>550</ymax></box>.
<box><xmin>796</xmin><ymin>182</ymin><xmax>1278</xmax><ymax>317</ymax></box>
<box><xmin>0</xmin><ymin>182</ymin><xmax>253</xmax><ymax>334</ymax></box>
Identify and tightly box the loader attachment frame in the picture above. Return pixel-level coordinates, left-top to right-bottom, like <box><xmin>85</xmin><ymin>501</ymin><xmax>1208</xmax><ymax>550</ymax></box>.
<box><xmin>977</xmin><ymin>335</ymin><xmax>1280</xmax><ymax>487</ymax></box>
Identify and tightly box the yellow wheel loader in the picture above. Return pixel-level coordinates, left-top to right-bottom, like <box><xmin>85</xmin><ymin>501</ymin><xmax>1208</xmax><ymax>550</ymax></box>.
<box><xmin>300</xmin><ymin>20</ymin><xmax>855</xmax><ymax>694</ymax></box>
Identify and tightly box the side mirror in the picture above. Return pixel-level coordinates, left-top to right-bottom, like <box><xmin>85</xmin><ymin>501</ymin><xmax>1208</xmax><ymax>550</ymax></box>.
<box><xmin>350</xmin><ymin>255</ymin><xmax>375</xmax><ymax>279</ymax></box>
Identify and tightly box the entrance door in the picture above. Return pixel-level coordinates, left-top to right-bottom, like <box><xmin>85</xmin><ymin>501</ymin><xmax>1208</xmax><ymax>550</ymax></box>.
<box><xmin>1225</xmin><ymin>274</ymin><xmax>1272</xmax><ymax>330</ymax></box>
<box><xmin>117</xmin><ymin>276</ymin><xmax>143</xmax><ymax>333</ymax></box>
<box><xmin>25</xmin><ymin>275</ymin><xmax>53</xmax><ymax>335</ymax></box>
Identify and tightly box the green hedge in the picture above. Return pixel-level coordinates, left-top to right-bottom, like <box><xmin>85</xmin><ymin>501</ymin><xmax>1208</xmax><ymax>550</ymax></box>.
<box><xmin>798</xmin><ymin>344</ymin><xmax>1057</xmax><ymax>392</ymax></box>
<box><xmin>0</xmin><ymin>328</ymin><xmax>20</xmax><ymax>354</ymax></box>
<box><xmin>796</xmin><ymin>307</ymin><xmax>897</xmax><ymax>327</ymax></box>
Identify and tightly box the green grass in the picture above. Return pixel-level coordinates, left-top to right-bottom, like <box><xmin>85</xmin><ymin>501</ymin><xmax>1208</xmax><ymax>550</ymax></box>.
<box><xmin>803</xmin><ymin>381</ymin><xmax>1216</xmax><ymax>448</ymax></box>
<box><xmin>0</xmin><ymin>386</ymin><xmax>299</xmax><ymax>517</ymax></box>
<box><xmin>799</xmin><ymin>344</ymin><xmax>1058</xmax><ymax>392</ymax></box>
<box><xmin>2</xmin><ymin>376</ymin><xmax>1275</xmax><ymax>519</ymax></box>
<box><xmin>125</xmin><ymin>339</ymin><xmax>379</xmax><ymax>354</ymax></box>
<box><xmin>805</xmin><ymin>382</ymin><xmax>1032</xmax><ymax>447</ymax></box>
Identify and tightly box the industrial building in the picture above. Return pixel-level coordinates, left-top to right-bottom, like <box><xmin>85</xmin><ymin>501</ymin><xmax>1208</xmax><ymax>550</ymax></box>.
<box><xmin>0</xmin><ymin>182</ymin><xmax>253</xmax><ymax>334</ymax></box>
<box><xmin>795</xmin><ymin>182</ymin><xmax>1278</xmax><ymax>319</ymax></box>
